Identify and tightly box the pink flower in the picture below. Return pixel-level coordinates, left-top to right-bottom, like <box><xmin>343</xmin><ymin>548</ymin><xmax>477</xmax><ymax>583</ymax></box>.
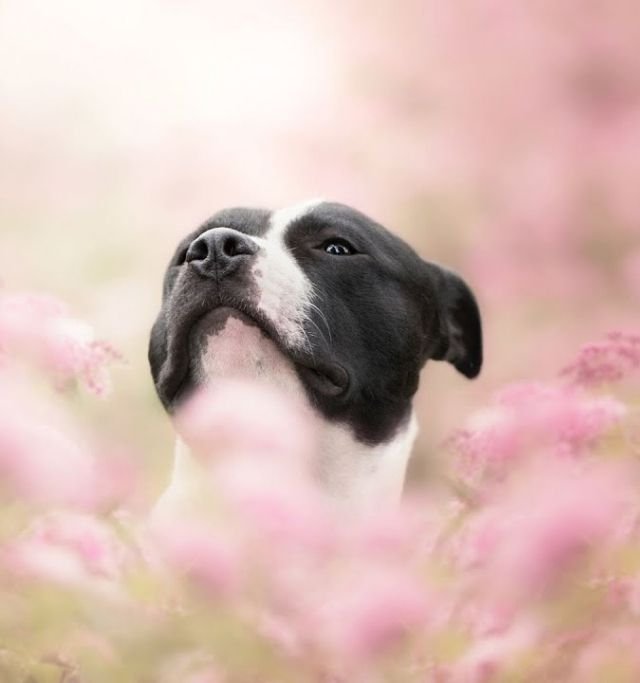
<box><xmin>453</xmin><ymin>617</ymin><xmax>539</xmax><ymax>683</ymax></box>
<box><xmin>573</xmin><ymin>626</ymin><xmax>640</xmax><ymax>681</ymax></box>
<box><xmin>347</xmin><ymin>493</ymin><xmax>449</xmax><ymax>565</ymax></box>
<box><xmin>0</xmin><ymin>412</ymin><xmax>95</xmax><ymax>507</ymax></box>
<box><xmin>171</xmin><ymin>380</ymin><xmax>332</xmax><ymax>555</ymax></box>
<box><xmin>453</xmin><ymin>381</ymin><xmax>626</xmax><ymax>485</ymax></box>
<box><xmin>90</xmin><ymin>446</ymin><xmax>141</xmax><ymax>512</ymax></box>
<box><xmin>458</xmin><ymin>458</ymin><xmax>633</xmax><ymax>602</ymax></box>
<box><xmin>561</xmin><ymin>331</ymin><xmax>640</xmax><ymax>387</ymax></box>
<box><xmin>311</xmin><ymin>567</ymin><xmax>430</xmax><ymax>664</ymax></box>
<box><xmin>214</xmin><ymin>453</ymin><xmax>334</xmax><ymax>558</ymax></box>
<box><xmin>151</xmin><ymin>517</ymin><xmax>239</xmax><ymax>598</ymax></box>
<box><xmin>0</xmin><ymin>378</ymin><xmax>131</xmax><ymax>509</ymax></box>
<box><xmin>0</xmin><ymin>290</ymin><xmax>120</xmax><ymax>396</ymax></box>
<box><xmin>174</xmin><ymin>379</ymin><xmax>314</xmax><ymax>468</ymax></box>
<box><xmin>44</xmin><ymin>321</ymin><xmax>121</xmax><ymax>396</ymax></box>
<box><xmin>5</xmin><ymin>511</ymin><xmax>129</xmax><ymax>587</ymax></box>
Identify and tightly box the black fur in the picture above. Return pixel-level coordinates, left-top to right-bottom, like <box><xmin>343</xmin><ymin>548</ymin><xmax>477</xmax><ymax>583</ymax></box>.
<box><xmin>149</xmin><ymin>202</ymin><xmax>482</xmax><ymax>445</ymax></box>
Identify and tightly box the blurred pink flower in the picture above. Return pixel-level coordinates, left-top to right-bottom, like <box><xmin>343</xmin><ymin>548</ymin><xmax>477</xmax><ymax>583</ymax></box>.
<box><xmin>561</xmin><ymin>331</ymin><xmax>640</xmax><ymax>387</ymax></box>
<box><xmin>573</xmin><ymin>626</ymin><xmax>640</xmax><ymax>681</ymax></box>
<box><xmin>31</xmin><ymin>511</ymin><xmax>128</xmax><ymax>577</ymax></box>
<box><xmin>0</xmin><ymin>291</ymin><xmax>120</xmax><ymax>396</ymax></box>
<box><xmin>0</xmin><ymin>411</ymin><xmax>95</xmax><ymax>506</ymax></box>
<box><xmin>5</xmin><ymin>511</ymin><xmax>129</xmax><ymax>587</ymax></box>
<box><xmin>152</xmin><ymin>517</ymin><xmax>239</xmax><ymax>598</ymax></box>
<box><xmin>0</xmin><ymin>378</ymin><xmax>133</xmax><ymax>509</ymax></box>
<box><xmin>45</xmin><ymin>325</ymin><xmax>121</xmax><ymax>397</ymax></box>
<box><xmin>90</xmin><ymin>446</ymin><xmax>141</xmax><ymax>512</ymax></box>
<box><xmin>347</xmin><ymin>493</ymin><xmax>448</xmax><ymax>565</ymax></box>
<box><xmin>174</xmin><ymin>379</ymin><xmax>314</xmax><ymax>467</ymax></box>
<box><xmin>172</xmin><ymin>379</ymin><xmax>331</xmax><ymax>554</ymax></box>
<box><xmin>458</xmin><ymin>458</ymin><xmax>633</xmax><ymax>602</ymax></box>
<box><xmin>308</xmin><ymin>566</ymin><xmax>430</xmax><ymax>666</ymax></box>
<box><xmin>452</xmin><ymin>617</ymin><xmax>539</xmax><ymax>683</ymax></box>
<box><xmin>453</xmin><ymin>381</ymin><xmax>626</xmax><ymax>485</ymax></box>
<box><xmin>214</xmin><ymin>453</ymin><xmax>334</xmax><ymax>558</ymax></box>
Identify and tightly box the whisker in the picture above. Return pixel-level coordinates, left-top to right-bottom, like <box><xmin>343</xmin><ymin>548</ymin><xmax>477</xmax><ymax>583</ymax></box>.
<box><xmin>307</xmin><ymin>298</ymin><xmax>333</xmax><ymax>344</ymax></box>
<box><xmin>306</xmin><ymin>317</ymin><xmax>330</xmax><ymax>348</ymax></box>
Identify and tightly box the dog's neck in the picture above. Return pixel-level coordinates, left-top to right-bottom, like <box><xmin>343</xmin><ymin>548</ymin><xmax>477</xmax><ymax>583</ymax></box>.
<box><xmin>313</xmin><ymin>411</ymin><xmax>419</xmax><ymax>503</ymax></box>
<box><xmin>153</xmin><ymin>414</ymin><xmax>418</xmax><ymax>521</ymax></box>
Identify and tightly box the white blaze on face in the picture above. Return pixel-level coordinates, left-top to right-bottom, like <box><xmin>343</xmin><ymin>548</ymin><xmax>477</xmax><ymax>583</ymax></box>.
<box><xmin>251</xmin><ymin>199</ymin><xmax>322</xmax><ymax>350</ymax></box>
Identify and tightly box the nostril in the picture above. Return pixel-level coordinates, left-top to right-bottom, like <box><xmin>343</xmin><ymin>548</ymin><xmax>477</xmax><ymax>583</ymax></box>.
<box><xmin>222</xmin><ymin>236</ymin><xmax>241</xmax><ymax>258</ymax></box>
<box><xmin>221</xmin><ymin>234</ymin><xmax>257</xmax><ymax>258</ymax></box>
<box><xmin>185</xmin><ymin>237</ymin><xmax>209</xmax><ymax>263</ymax></box>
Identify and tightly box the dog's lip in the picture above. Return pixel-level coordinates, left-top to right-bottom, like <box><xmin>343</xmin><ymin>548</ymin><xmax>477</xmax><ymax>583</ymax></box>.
<box><xmin>295</xmin><ymin>361</ymin><xmax>350</xmax><ymax>397</ymax></box>
<box><xmin>193</xmin><ymin>305</ymin><xmax>262</xmax><ymax>336</ymax></box>
<box><xmin>165</xmin><ymin>303</ymin><xmax>350</xmax><ymax>407</ymax></box>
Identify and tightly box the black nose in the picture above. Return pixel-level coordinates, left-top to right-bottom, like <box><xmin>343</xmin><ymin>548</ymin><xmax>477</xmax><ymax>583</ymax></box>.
<box><xmin>185</xmin><ymin>228</ymin><xmax>259</xmax><ymax>279</ymax></box>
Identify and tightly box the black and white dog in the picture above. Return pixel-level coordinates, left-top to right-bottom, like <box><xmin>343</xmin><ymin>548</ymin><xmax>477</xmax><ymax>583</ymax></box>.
<box><xmin>149</xmin><ymin>200</ymin><xmax>482</xmax><ymax>513</ymax></box>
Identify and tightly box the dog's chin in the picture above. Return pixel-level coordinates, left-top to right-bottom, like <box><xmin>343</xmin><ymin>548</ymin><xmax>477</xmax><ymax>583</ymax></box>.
<box><xmin>190</xmin><ymin>306</ymin><xmax>260</xmax><ymax>352</ymax></box>
<box><xmin>163</xmin><ymin>306</ymin><xmax>348</xmax><ymax>408</ymax></box>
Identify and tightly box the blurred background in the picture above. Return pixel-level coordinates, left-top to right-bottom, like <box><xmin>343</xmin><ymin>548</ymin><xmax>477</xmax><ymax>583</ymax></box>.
<box><xmin>1</xmin><ymin>0</ymin><xmax>638</xmax><ymax>491</ymax></box>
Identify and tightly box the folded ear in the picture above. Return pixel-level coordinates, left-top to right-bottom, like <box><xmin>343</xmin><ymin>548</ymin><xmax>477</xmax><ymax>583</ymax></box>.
<box><xmin>427</xmin><ymin>265</ymin><xmax>483</xmax><ymax>379</ymax></box>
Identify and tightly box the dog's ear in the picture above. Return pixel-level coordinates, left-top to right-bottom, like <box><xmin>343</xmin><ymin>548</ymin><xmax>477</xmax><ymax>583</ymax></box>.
<box><xmin>425</xmin><ymin>264</ymin><xmax>483</xmax><ymax>379</ymax></box>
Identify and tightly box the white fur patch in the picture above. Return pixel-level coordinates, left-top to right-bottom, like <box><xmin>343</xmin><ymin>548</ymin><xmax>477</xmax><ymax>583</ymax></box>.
<box><xmin>251</xmin><ymin>199</ymin><xmax>323</xmax><ymax>350</ymax></box>
<box><xmin>195</xmin><ymin>315</ymin><xmax>305</xmax><ymax>397</ymax></box>
<box><xmin>315</xmin><ymin>413</ymin><xmax>419</xmax><ymax>510</ymax></box>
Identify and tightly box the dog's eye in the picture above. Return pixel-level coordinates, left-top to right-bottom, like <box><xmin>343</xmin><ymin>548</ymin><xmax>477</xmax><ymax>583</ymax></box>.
<box><xmin>322</xmin><ymin>239</ymin><xmax>355</xmax><ymax>256</ymax></box>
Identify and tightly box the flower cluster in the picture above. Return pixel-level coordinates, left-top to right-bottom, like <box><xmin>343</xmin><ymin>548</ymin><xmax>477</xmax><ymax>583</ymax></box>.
<box><xmin>561</xmin><ymin>331</ymin><xmax>640</xmax><ymax>388</ymax></box>
<box><xmin>0</xmin><ymin>291</ymin><xmax>120</xmax><ymax>396</ymax></box>
<box><xmin>0</xmin><ymin>290</ymin><xmax>639</xmax><ymax>682</ymax></box>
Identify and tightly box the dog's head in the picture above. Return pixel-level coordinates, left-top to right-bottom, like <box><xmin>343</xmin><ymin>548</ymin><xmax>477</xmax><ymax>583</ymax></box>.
<box><xmin>149</xmin><ymin>200</ymin><xmax>482</xmax><ymax>446</ymax></box>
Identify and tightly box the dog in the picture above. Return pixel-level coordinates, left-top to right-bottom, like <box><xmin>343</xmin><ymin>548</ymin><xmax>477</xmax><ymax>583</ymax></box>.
<box><xmin>149</xmin><ymin>200</ymin><xmax>482</xmax><ymax>514</ymax></box>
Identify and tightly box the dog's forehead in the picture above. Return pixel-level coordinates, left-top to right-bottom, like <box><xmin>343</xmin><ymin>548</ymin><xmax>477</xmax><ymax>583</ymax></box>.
<box><xmin>200</xmin><ymin>201</ymin><xmax>323</xmax><ymax>237</ymax></box>
<box><xmin>199</xmin><ymin>201</ymin><xmax>389</xmax><ymax>241</ymax></box>
<box><xmin>273</xmin><ymin>200</ymin><xmax>394</xmax><ymax>242</ymax></box>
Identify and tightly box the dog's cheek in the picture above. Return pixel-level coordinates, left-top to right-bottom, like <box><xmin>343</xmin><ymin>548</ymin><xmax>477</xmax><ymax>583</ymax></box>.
<box><xmin>148</xmin><ymin>314</ymin><xmax>169</xmax><ymax>386</ymax></box>
<box><xmin>162</xmin><ymin>266</ymin><xmax>181</xmax><ymax>300</ymax></box>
